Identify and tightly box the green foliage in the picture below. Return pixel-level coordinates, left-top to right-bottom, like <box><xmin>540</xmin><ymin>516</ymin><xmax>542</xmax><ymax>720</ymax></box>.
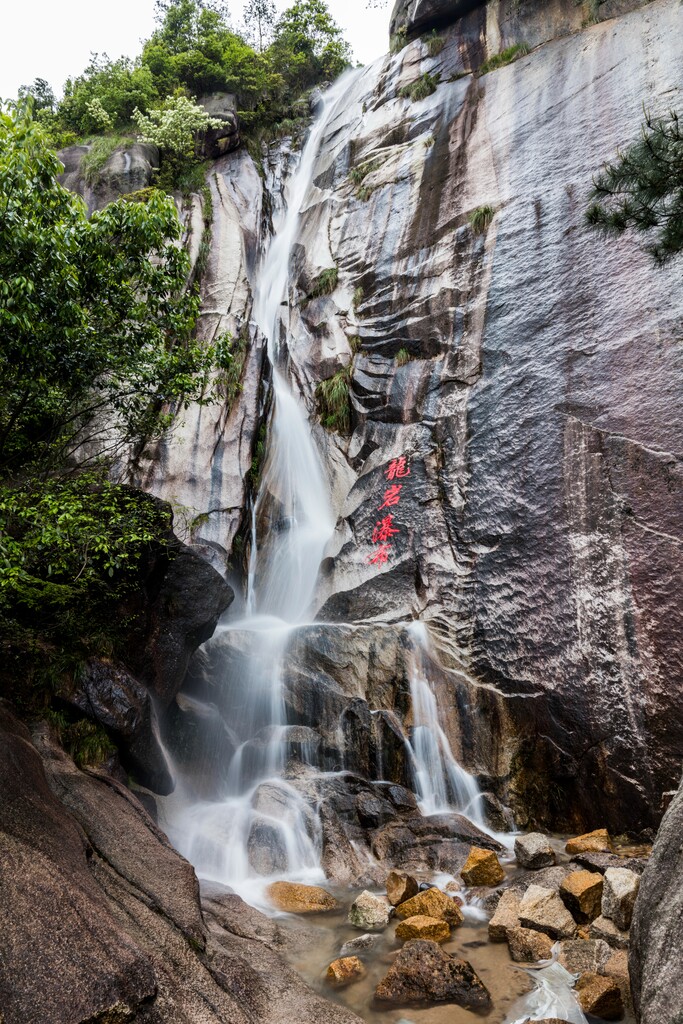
<box><xmin>0</xmin><ymin>477</ymin><xmax>172</xmax><ymax>617</ymax></box>
<box><xmin>352</xmin><ymin>285</ymin><xmax>364</xmax><ymax>310</ymax></box>
<box><xmin>586</xmin><ymin>108</ymin><xmax>683</xmax><ymax>266</ymax></box>
<box><xmin>425</xmin><ymin>31</ymin><xmax>445</xmax><ymax>57</ymax></box>
<box><xmin>349</xmin><ymin>335</ymin><xmax>362</xmax><ymax>354</ymax></box>
<box><xmin>469</xmin><ymin>204</ymin><xmax>495</xmax><ymax>234</ymax></box>
<box><xmin>133</xmin><ymin>94</ymin><xmax>222</xmax><ymax>155</ymax></box>
<box><xmin>349</xmin><ymin>156</ymin><xmax>382</xmax><ymax>195</ymax></box>
<box><xmin>18</xmin><ymin>78</ymin><xmax>56</xmax><ymax>113</ymax></box>
<box><xmin>316</xmin><ymin>365</ymin><xmax>352</xmax><ymax>434</ymax></box>
<box><xmin>0</xmin><ymin>103</ymin><xmax>216</xmax><ymax>478</ymax></box>
<box><xmin>399</xmin><ymin>72</ymin><xmax>439</xmax><ymax>102</ymax></box>
<box><xmin>479</xmin><ymin>43</ymin><xmax>529</xmax><ymax>75</ymax></box>
<box><xmin>395</xmin><ymin>347</ymin><xmax>411</xmax><ymax>366</ymax></box>
<box><xmin>81</xmin><ymin>134</ymin><xmax>133</xmax><ymax>185</ymax></box>
<box><xmin>60</xmin><ymin>55</ymin><xmax>159</xmax><ymax>135</ymax></box>
<box><xmin>215</xmin><ymin>326</ymin><xmax>249</xmax><ymax>407</ymax></box>
<box><xmin>303</xmin><ymin>266</ymin><xmax>338</xmax><ymax>303</ymax></box>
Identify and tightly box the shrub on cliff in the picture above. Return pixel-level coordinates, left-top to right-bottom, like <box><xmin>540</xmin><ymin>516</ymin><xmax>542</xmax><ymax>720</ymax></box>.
<box><xmin>587</xmin><ymin>108</ymin><xmax>683</xmax><ymax>266</ymax></box>
<box><xmin>0</xmin><ymin>102</ymin><xmax>229</xmax><ymax>698</ymax></box>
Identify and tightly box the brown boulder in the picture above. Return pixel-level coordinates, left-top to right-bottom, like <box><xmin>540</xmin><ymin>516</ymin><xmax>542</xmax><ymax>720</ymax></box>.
<box><xmin>395</xmin><ymin>915</ymin><xmax>451</xmax><ymax>943</ymax></box>
<box><xmin>460</xmin><ymin>846</ymin><xmax>505</xmax><ymax>886</ymax></box>
<box><xmin>576</xmin><ymin>972</ymin><xmax>624</xmax><ymax>1019</ymax></box>
<box><xmin>266</xmin><ymin>881</ymin><xmax>339</xmax><ymax>914</ymax></box>
<box><xmin>560</xmin><ymin>870</ymin><xmax>604</xmax><ymax>922</ymax></box>
<box><xmin>602</xmin><ymin>949</ymin><xmax>631</xmax><ymax>1009</ymax></box>
<box><xmin>386</xmin><ymin>869</ymin><xmax>419</xmax><ymax>906</ymax></box>
<box><xmin>374</xmin><ymin>939</ymin><xmax>491</xmax><ymax>1008</ymax></box>
<box><xmin>565</xmin><ymin>829</ymin><xmax>614</xmax><ymax>855</ymax></box>
<box><xmin>507</xmin><ymin>926</ymin><xmax>554</xmax><ymax>963</ymax></box>
<box><xmin>394</xmin><ymin>887</ymin><xmax>463</xmax><ymax>925</ymax></box>
<box><xmin>326</xmin><ymin>957</ymin><xmax>366</xmax><ymax>987</ymax></box>
<box><xmin>488</xmin><ymin>889</ymin><xmax>521</xmax><ymax>942</ymax></box>
<box><xmin>557</xmin><ymin>938</ymin><xmax>611</xmax><ymax>975</ymax></box>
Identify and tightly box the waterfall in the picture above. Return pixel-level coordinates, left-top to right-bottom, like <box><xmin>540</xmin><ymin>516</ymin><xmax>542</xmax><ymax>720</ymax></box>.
<box><xmin>406</xmin><ymin>622</ymin><xmax>485</xmax><ymax>824</ymax></box>
<box><xmin>161</xmin><ymin>77</ymin><xmax>350</xmax><ymax>895</ymax></box>
<box><xmin>160</xmin><ymin>71</ymin><xmax>498</xmax><ymax>898</ymax></box>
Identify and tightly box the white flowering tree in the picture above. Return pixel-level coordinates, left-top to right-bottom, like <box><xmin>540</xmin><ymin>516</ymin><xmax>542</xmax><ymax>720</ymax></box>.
<box><xmin>132</xmin><ymin>95</ymin><xmax>222</xmax><ymax>156</ymax></box>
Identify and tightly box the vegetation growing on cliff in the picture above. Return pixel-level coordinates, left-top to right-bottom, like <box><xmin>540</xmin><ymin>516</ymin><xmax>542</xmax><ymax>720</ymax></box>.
<box><xmin>587</xmin><ymin>108</ymin><xmax>683</xmax><ymax>265</ymax></box>
<box><xmin>478</xmin><ymin>42</ymin><xmax>529</xmax><ymax>75</ymax></box>
<box><xmin>316</xmin><ymin>365</ymin><xmax>352</xmax><ymax>434</ymax></box>
<box><xmin>0</xmin><ymin>103</ymin><xmax>228</xmax><ymax>699</ymax></box>
<box><xmin>22</xmin><ymin>0</ymin><xmax>352</xmax><ymax>165</ymax></box>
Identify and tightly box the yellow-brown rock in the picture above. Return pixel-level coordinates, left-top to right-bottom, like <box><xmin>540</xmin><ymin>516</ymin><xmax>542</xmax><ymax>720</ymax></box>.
<box><xmin>395</xmin><ymin>915</ymin><xmax>451</xmax><ymax>944</ymax></box>
<box><xmin>394</xmin><ymin>887</ymin><xmax>463</xmax><ymax>925</ymax></box>
<box><xmin>266</xmin><ymin>881</ymin><xmax>339</xmax><ymax>914</ymax></box>
<box><xmin>560</xmin><ymin>870</ymin><xmax>604</xmax><ymax>922</ymax></box>
<box><xmin>385</xmin><ymin>870</ymin><xmax>419</xmax><ymax>907</ymax></box>
<box><xmin>565</xmin><ymin>829</ymin><xmax>614</xmax><ymax>855</ymax></box>
<box><xmin>326</xmin><ymin>956</ymin><xmax>366</xmax><ymax>987</ymax></box>
<box><xmin>460</xmin><ymin>847</ymin><xmax>505</xmax><ymax>886</ymax></box>
<box><xmin>576</xmin><ymin>971</ymin><xmax>624</xmax><ymax>1020</ymax></box>
<box><xmin>507</xmin><ymin>926</ymin><xmax>555</xmax><ymax>963</ymax></box>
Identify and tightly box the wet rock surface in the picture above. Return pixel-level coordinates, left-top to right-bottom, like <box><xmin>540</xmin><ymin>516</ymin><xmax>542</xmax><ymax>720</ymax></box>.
<box><xmin>460</xmin><ymin>846</ymin><xmax>505</xmax><ymax>886</ymax></box>
<box><xmin>374</xmin><ymin>939</ymin><xmax>491</xmax><ymax>1008</ymax></box>
<box><xmin>394</xmin><ymin>887</ymin><xmax>463</xmax><ymax>925</ymax></box>
<box><xmin>506</xmin><ymin>926</ymin><xmax>554</xmax><ymax>963</ymax></box>
<box><xmin>395</xmin><ymin>914</ymin><xmax>452</xmax><ymax>943</ymax></box>
<box><xmin>630</xmin><ymin>774</ymin><xmax>683</xmax><ymax>1024</ymax></box>
<box><xmin>348</xmin><ymin>891</ymin><xmax>391</xmax><ymax>931</ymax></box>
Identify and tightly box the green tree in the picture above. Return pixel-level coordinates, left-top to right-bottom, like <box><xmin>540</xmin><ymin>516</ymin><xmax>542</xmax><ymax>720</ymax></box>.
<box><xmin>0</xmin><ymin>102</ymin><xmax>217</xmax><ymax>476</ymax></box>
<box><xmin>18</xmin><ymin>77</ymin><xmax>56</xmax><ymax>112</ymax></box>
<box><xmin>59</xmin><ymin>55</ymin><xmax>159</xmax><ymax>134</ymax></box>
<box><xmin>270</xmin><ymin>0</ymin><xmax>351</xmax><ymax>92</ymax></box>
<box><xmin>587</xmin><ymin>109</ymin><xmax>683</xmax><ymax>265</ymax></box>
<box><xmin>244</xmin><ymin>0</ymin><xmax>277</xmax><ymax>52</ymax></box>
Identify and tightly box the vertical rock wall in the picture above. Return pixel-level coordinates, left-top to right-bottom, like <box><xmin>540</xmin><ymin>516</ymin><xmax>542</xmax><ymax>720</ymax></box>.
<box><xmin>254</xmin><ymin>0</ymin><xmax>683</xmax><ymax>832</ymax></box>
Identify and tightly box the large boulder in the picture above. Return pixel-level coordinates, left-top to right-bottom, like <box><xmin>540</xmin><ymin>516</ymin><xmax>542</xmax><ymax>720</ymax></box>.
<box><xmin>68</xmin><ymin>658</ymin><xmax>173</xmax><ymax>793</ymax></box>
<box><xmin>515</xmin><ymin>832</ymin><xmax>556</xmax><ymax>871</ymax></box>
<box><xmin>630</xmin><ymin>775</ymin><xmax>683</xmax><ymax>1023</ymax></box>
<box><xmin>198</xmin><ymin>92</ymin><xmax>240</xmax><ymax>157</ymax></box>
<box><xmin>0</xmin><ymin>704</ymin><xmax>366</xmax><ymax>1024</ymax></box>
<box><xmin>394</xmin><ymin>887</ymin><xmax>463</xmax><ymax>925</ymax></box>
<box><xmin>58</xmin><ymin>141</ymin><xmax>159</xmax><ymax>213</ymax></box>
<box><xmin>518</xmin><ymin>885</ymin><xmax>577</xmax><ymax>940</ymax></box>
<box><xmin>374</xmin><ymin>939</ymin><xmax>491</xmax><ymax>1008</ymax></box>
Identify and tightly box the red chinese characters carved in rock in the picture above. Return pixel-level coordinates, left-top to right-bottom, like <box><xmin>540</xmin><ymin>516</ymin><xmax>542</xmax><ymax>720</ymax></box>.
<box><xmin>367</xmin><ymin>543</ymin><xmax>392</xmax><ymax>565</ymax></box>
<box><xmin>377</xmin><ymin>484</ymin><xmax>402</xmax><ymax>510</ymax></box>
<box><xmin>372</xmin><ymin>513</ymin><xmax>400</xmax><ymax>544</ymax></box>
<box><xmin>385</xmin><ymin>457</ymin><xmax>411</xmax><ymax>481</ymax></box>
<box><xmin>366</xmin><ymin>456</ymin><xmax>412</xmax><ymax>565</ymax></box>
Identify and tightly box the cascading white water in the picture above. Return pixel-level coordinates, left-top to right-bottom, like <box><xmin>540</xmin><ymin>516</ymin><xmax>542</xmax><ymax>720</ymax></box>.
<box><xmin>406</xmin><ymin>622</ymin><xmax>485</xmax><ymax>823</ymax></box>
<box><xmin>162</xmin><ymin>78</ymin><xmax>351</xmax><ymax>896</ymax></box>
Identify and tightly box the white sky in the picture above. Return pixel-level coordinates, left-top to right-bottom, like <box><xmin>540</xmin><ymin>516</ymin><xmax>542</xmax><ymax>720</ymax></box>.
<box><xmin>0</xmin><ymin>0</ymin><xmax>390</xmax><ymax>100</ymax></box>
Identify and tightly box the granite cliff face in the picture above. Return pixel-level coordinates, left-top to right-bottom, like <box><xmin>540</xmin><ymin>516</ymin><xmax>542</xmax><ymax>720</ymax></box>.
<box><xmin>159</xmin><ymin>0</ymin><xmax>683</xmax><ymax>836</ymax></box>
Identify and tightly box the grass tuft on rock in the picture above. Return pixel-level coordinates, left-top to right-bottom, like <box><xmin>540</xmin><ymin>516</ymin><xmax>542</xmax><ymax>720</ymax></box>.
<box><xmin>399</xmin><ymin>72</ymin><xmax>439</xmax><ymax>103</ymax></box>
<box><xmin>81</xmin><ymin>135</ymin><xmax>132</xmax><ymax>185</ymax></box>
<box><xmin>479</xmin><ymin>43</ymin><xmax>529</xmax><ymax>75</ymax></box>
<box><xmin>303</xmin><ymin>267</ymin><xmax>339</xmax><ymax>304</ymax></box>
<box><xmin>425</xmin><ymin>31</ymin><xmax>446</xmax><ymax>57</ymax></box>
<box><xmin>469</xmin><ymin>204</ymin><xmax>495</xmax><ymax>234</ymax></box>
<box><xmin>396</xmin><ymin>347</ymin><xmax>411</xmax><ymax>366</ymax></box>
<box><xmin>316</xmin><ymin>365</ymin><xmax>352</xmax><ymax>435</ymax></box>
<box><xmin>353</xmin><ymin>285</ymin><xmax>364</xmax><ymax>311</ymax></box>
